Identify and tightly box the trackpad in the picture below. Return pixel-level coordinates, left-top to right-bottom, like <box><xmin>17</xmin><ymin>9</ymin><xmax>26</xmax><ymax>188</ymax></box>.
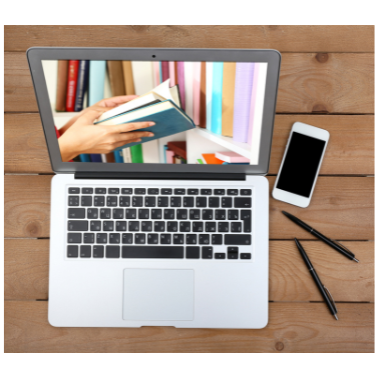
<box><xmin>123</xmin><ymin>269</ymin><xmax>194</xmax><ymax>321</ymax></box>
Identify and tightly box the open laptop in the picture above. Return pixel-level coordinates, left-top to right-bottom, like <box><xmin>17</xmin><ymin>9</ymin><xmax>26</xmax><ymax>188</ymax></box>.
<box><xmin>27</xmin><ymin>48</ymin><xmax>281</xmax><ymax>328</ymax></box>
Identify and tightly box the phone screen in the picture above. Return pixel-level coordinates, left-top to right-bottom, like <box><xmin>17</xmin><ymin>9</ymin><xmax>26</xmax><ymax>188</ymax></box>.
<box><xmin>276</xmin><ymin>132</ymin><xmax>326</xmax><ymax>197</ymax></box>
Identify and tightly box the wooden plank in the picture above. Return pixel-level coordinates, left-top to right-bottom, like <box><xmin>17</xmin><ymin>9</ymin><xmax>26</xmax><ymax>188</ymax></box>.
<box><xmin>5</xmin><ymin>239</ymin><xmax>373</xmax><ymax>302</ymax></box>
<box><xmin>5</xmin><ymin>52</ymin><xmax>374</xmax><ymax>114</ymax></box>
<box><xmin>5</xmin><ymin>113</ymin><xmax>374</xmax><ymax>175</ymax></box>
<box><xmin>4</xmin><ymin>301</ymin><xmax>374</xmax><ymax>353</ymax></box>
<box><xmin>5</xmin><ymin>25</ymin><xmax>374</xmax><ymax>53</ymax></box>
<box><xmin>4</xmin><ymin>175</ymin><xmax>374</xmax><ymax>240</ymax></box>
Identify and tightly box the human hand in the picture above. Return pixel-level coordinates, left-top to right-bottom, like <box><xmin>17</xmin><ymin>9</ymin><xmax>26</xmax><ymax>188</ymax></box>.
<box><xmin>58</xmin><ymin>110</ymin><xmax>154</xmax><ymax>162</ymax></box>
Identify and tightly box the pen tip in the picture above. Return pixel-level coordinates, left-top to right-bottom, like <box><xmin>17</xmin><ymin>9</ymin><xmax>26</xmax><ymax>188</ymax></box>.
<box><xmin>334</xmin><ymin>314</ymin><xmax>338</xmax><ymax>320</ymax></box>
<box><xmin>353</xmin><ymin>257</ymin><xmax>359</xmax><ymax>263</ymax></box>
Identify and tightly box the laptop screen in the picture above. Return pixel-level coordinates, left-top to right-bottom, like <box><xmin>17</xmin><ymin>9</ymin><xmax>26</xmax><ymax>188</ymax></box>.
<box><xmin>42</xmin><ymin>60</ymin><xmax>268</xmax><ymax>166</ymax></box>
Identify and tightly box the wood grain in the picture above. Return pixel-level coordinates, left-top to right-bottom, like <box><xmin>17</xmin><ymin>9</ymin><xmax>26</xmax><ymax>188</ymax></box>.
<box><xmin>4</xmin><ymin>175</ymin><xmax>374</xmax><ymax>240</ymax></box>
<box><xmin>4</xmin><ymin>113</ymin><xmax>374</xmax><ymax>175</ymax></box>
<box><xmin>5</xmin><ymin>26</ymin><xmax>374</xmax><ymax>53</ymax></box>
<box><xmin>4</xmin><ymin>239</ymin><xmax>373</xmax><ymax>302</ymax></box>
<box><xmin>5</xmin><ymin>52</ymin><xmax>374</xmax><ymax>114</ymax></box>
<box><xmin>4</xmin><ymin>301</ymin><xmax>374</xmax><ymax>353</ymax></box>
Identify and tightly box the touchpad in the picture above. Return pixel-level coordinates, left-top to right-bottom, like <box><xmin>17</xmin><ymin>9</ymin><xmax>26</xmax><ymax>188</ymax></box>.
<box><xmin>123</xmin><ymin>269</ymin><xmax>194</xmax><ymax>321</ymax></box>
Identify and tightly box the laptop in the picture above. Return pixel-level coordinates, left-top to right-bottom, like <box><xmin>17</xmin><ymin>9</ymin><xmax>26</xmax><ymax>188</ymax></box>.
<box><xmin>27</xmin><ymin>48</ymin><xmax>281</xmax><ymax>329</ymax></box>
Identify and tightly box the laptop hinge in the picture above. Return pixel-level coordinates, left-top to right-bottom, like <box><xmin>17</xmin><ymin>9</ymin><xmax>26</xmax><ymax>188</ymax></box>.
<box><xmin>75</xmin><ymin>172</ymin><xmax>246</xmax><ymax>181</ymax></box>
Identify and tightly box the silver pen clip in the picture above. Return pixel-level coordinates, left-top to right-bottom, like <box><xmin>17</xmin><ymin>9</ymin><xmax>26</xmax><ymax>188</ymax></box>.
<box><xmin>323</xmin><ymin>285</ymin><xmax>338</xmax><ymax>313</ymax></box>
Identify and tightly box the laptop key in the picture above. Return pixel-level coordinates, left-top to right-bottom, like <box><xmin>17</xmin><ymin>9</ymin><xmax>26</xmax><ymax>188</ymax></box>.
<box><xmin>161</xmin><ymin>188</ymin><xmax>172</xmax><ymax>195</ymax></box>
<box><xmin>215</xmin><ymin>253</ymin><xmax>226</xmax><ymax>259</ymax></box>
<box><xmin>122</xmin><ymin>246</ymin><xmax>184</xmax><ymax>258</ymax></box>
<box><xmin>95</xmin><ymin>188</ymin><xmax>106</xmax><ymax>194</ymax></box>
<box><xmin>183</xmin><ymin>197</ymin><xmax>194</xmax><ymax>207</ymax></box>
<box><xmin>164</xmin><ymin>209</ymin><xmax>175</xmax><ymax>219</ymax></box>
<box><xmin>68</xmin><ymin>196</ymin><xmax>79</xmax><ymax>206</ymax></box>
<box><xmin>67</xmin><ymin>233</ymin><xmax>81</xmax><ymax>244</ymax></box>
<box><xmin>122</xmin><ymin>233</ymin><xmax>133</xmax><ymax>244</ymax></box>
<box><xmin>141</xmin><ymin>221</ymin><xmax>152</xmax><ymax>232</ymax></box>
<box><xmin>214</xmin><ymin>189</ymin><xmax>225</xmax><ymax>195</ymax></box>
<box><xmin>186</xmin><ymin>234</ymin><xmax>197</xmax><ymax>244</ymax></box>
<box><xmin>106</xmin><ymin>246</ymin><xmax>120</xmax><ymax>258</ymax></box>
<box><xmin>80</xmin><ymin>245</ymin><xmax>91</xmax><ymax>258</ymax></box>
<box><xmin>148</xmin><ymin>188</ymin><xmax>159</xmax><ymax>195</ymax></box>
<box><xmin>173</xmin><ymin>234</ymin><xmax>184</xmax><ymax>244</ymax></box>
<box><xmin>109</xmin><ymin>233</ymin><xmax>120</xmax><ymax>244</ymax></box>
<box><xmin>68</xmin><ymin>208</ymin><xmax>85</xmax><ymax>219</ymax></box>
<box><xmin>171</xmin><ymin>197</ymin><xmax>181</xmax><ymax>207</ymax></box>
<box><xmin>94</xmin><ymin>196</ymin><xmax>105</xmax><ymax>207</ymax></box>
<box><xmin>145</xmin><ymin>197</ymin><xmax>156</xmax><ymax>207</ymax></box>
<box><xmin>186</xmin><ymin>246</ymin><xmax>200</xmax><ymax>259</ymax></box>
<box><xmin>103</xmin><ymin>221</ymin><xmax>114</xmax><ymax>231</ymax></box>
<box><xmin>82</xmin><ymin>188</ymin><xmax>93</xmax><ymax>194</ymax></box>
<box><xmin>135</xmin><ymin>188</ymin><xmax>146</xmax><ymax>195</ymax></box>
<box><xmin>190</xmin><ymin>209</ymin><xmax>200</xmax><ymax>220</ymax></box>
<box><xmin>208</xmin><ymin>197</ymin><xmax>220</xmax><ymax>208</ymax></box>
<box><xmin>177</xmin><ymin>209</ymin><xmax>188</xmax><ymax>219</ymax></box>
<box><xmin>160</xmin><ymin>234</ymin><xmax>171</xmax><ymax>244</ymax></box>
<box><xmin>228</xmin><ymin>210</ymin><xmax>239</xmax><ymax>220</ymax></box>
<box><xmin>158</xmin><ymin>196</ymin><xmax>169</xmax><ymax>207</ymax></box>
<box><xmin>174</xmin><ymin>188</ymin><xmax>185</xmax><ymax>195</ymax></box>
<box><xmin>116</xmin><ymin>221</ymin><xmax>126</xmax><ymax>231</ymax></box>
<box><xmin>84</xmin><ymin>233</ymin><xmax>94</xmax><ymax>244</ymax></box>
<box><xmin>225</xmin><ymin>234</ymin><xmax>251</xmax><ymax>245</ymax></box>
<box><xmin>241</xmin><ymin>210</ymin><xmax>252</xmax><ymax>233</ymax></box>
<box><xmin>154</xmin><ymin>221</ymin><xmax>165</xmax><ymax>232</ymax></box>
<box><xmin>205</xmin><ymin>222</ymin><xmax>216</xmax><ymax>233</ymax></box>
<box><xmin>192</xmin><ymin>222</ymin><xmax>203</xmax><ymax>232</ymax></box>
<box><xmin>121</xmin><ymin>188</ymin><xmax>133</xmax><ymax>194</ymax></box>
<box><xmin>227</xmin><ymin>247</ymin><xmax>238</xmax><ymax>259</ymax></box>
<box><xmin>93</xmin><ymin>245</ymin><xmax>104</xmax><ymax>258</ymax></box>
<box><xmin>227</xmin><ymin>189</ymin><xmax>238</xmax><ymax>195</ymax></box>
<box><xmin>199</xmin><ymin>234</ymin><xmax>210</xmax><ymax>245</ymax></box>
<box><xmin>69</xmin><ymin>188</ymin><xmax>80</xmax><ymax>194</ymax></box>
<box><xmin>108</xmin><ymin>188</ymin><xmax>119</xmax><ymax>194</ymax></box>
<box><xmin>188</xmin><ymin>189</ymin><xmax>198</xmax><ymax>195</ymax></box>
<box><xmin>138</xmin><ymin>209</ymin><xmax>149</xmax><ymax>219</ymax></box>
<box><xmin>90</xmin><ymin>221</ymin><xmax>101</xmax><ymax>231</ymax></box>
<box><xmin>151</xmin><ymin>209</ymin><xmax>162</xmax><ymax>219</ymax></box>
<box><xmin>180</xmin><ymin>222</ymin><xmax>191</xmax><ymax>232</ymax></box>
<box><xmin>202</xmin><ymin>247</ymin><xmax>213</xmax><ymax>259</ymax></box>
<box><xmin>215</xmin><ymin>209</ymin><xmax>226</xmax><ymax>220</ymax></box>
<box><xmin>202</xmin><ymin>209</ymin><xmax>213</xmax><ymax>220</ymax></box>
<box><xmin>221</xmin><ymin>197</ymin><xmax>232</xmax><ymax>208</ymax></box>
<box><xmin>135</xmin><ymin>233</ymin><xmax>146</xmax><ymax>244</ymax></box>
<box><xmin>68</xmin><ymin>221</ymin><xmax>88</xmax><ymax>231</ymax></box>
<box><xmin>231</xmin><ymin>222</ymin><xmax>242</xmax><ymax>233</ymax></box>
<box><xmin>235</xmin><ymin>197</ymin><xmax>252</xmax><ymax>208</ymax></box>
<box><xmin>240</xmin><ymin>253</ymin><xmax>252</xmax><ymax>259</ymax></box>
<box><xmin>132</xmin><ymin>196</ymin><xmax>143</xmax><ymax>207</ymax></box>
<box><xmin>241</xmin><ymin>189</ymin><xmax>252</xmax><ymax>195</ymax></box>
<box><xmin>148</xmin><ymin>233</ymin><xmax>159</xmax><ymax>244</ymax></box>
<box><xmin>119</xmin><ymin>196</ymin><xmax>130</xmax><ymax>207</ymax></box>
<box><xmin>201</xmin><ymin>189</ymin><xmax>212</xmax><ymax>195</ymax></box>
<box><xmin>196</xmin><ymin>197</ymin><xmax>207</xmax><ymax>207</ymax></box>
<box><xmin>96</xmin><ymin>233</ymin><xmax>107</xmax><ymax>244</ymax></box>
<box><xmin>218</xmin><ymin>222</ymin><xmax>229</xmax><ymax>233</ymax></box>
<box><xmin>167</xmin><ymin>221</ymin><xmax>178</xmax><ymax>232</ymax></box>
<box><xmin>67</xmin><ymin>245</ymin><xmax>78</xmax><ymax>258</ymax></box>
<box><xmin>113</xmin><ymin>209</ymin><xmax>124</xmax><ymax>219</ymax></box>
<box><xmin>212</xmin><ymin>234</ymin><xmax>222</xmax><ymax>245</ymax></box>
<box><xmin>126</xmin><ymin>209</ymin><xmax>137</xmax><ymax>219</ymax></box>
<box><xmin>107</xmin><ymin>196</ymin><xmax>118</xmax><ymax>207</ymax></box>
<box><xmin>100</xmin><ymin>208</ymin><xmax>111</xmax><ymax>219</ymax></box>
<box><xmin>87</xmin><ymin>208</ymin><xmax>98</xmax><ymax>219</ymax></box>
<box><xmin>128</xmin><ymin>221</ymin><xmax>139</xmax><ymax>232</ymax></box>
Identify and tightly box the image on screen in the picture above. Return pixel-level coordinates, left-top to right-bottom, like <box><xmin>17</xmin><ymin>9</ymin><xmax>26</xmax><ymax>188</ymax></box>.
<box><xmin>42</xmin><ymin>60</ymin><xmax>268</xmax><ymax>165</ymax></box>
<box><xmin>276</xmin><ymin>132</ymin><xmax>326</xmax><ymax>197</ymax></box>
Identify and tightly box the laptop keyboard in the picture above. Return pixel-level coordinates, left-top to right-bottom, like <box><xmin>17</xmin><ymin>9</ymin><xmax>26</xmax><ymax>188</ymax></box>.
<box><xmin>66</xmin><ymin>186</ymin><xmax>253</xmax><ymax>260</ymax></box>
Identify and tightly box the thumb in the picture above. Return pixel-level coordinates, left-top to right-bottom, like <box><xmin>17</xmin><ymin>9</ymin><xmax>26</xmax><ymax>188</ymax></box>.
<box><xmin>76</xmin><ymin>110</ymin><xmax>102</xmax><ymax>125</ymax></box>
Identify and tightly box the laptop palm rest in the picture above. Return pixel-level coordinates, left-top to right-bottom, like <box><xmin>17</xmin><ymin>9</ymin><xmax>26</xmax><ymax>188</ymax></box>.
<box><xmin>123</xmin><ymin>269</ymin><xmax>194</xmax><ymax>321</ymax></box>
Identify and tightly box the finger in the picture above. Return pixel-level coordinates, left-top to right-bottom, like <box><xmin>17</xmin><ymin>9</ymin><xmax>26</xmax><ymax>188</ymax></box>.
<box><xmin>108</xmin><ymin>122</ymin><xmax>155</xmax><ymax>134</ymax></box>
<box><xmin>76</xmin><ymin>110</ymin><xmax>102</xmax><ymax>124</ymax></box>
<box><xmin>114</xmin><ymin>131</ymin><xmax>154</xmax><ymax>142</ymax></box>
<box><xmin>111</xmin><ymin>138</ymin><xmax>142</xmax><ymax>150</ymax></box>
<box><xmin>100</xmin><ymin>95</ymin><xmax>139</xmax><ymax>108</ymax></box>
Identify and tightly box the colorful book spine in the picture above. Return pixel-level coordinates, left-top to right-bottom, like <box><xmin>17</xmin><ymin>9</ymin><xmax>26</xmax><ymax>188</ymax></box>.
<box><xmin>161</xmin><ymin>61</ymin><xmax>169</xmax><ymax>82</ymax></box>
<box><xmin>199</xmin><ymin>62</ymin><xmax>206</xmax><ymax>128</ymax></box>
<box><xmin>192</xmin><ymin>62</ymin><xmax>201</xmax><ymax>126</ymax></box>
<box><xmin>153</xmin><ymin>61</ymin><xmax>161</xmax><ymax>87</ymax></box>
<box><xmin>55</xmin><ymin>60</ymin><xmax>68</xmax><ymax>112</ymax></box>
<box><xmin>123</xmin><ymin>148</ymin><xmax>132</xmax><ymax>163</ymax></box>
<box><xmin>177</xmin><ymin>62</ymin><xmax>186</xmax><ymax>110</ymax></box>
<box><xmin>221</xmin><ymin>62</ymin><xmax>236</xmax><ymax>137</ymax></box>
<box><xmin>74</xmin><ymin>60</ymin><xmax>89</xmax><ymax>112</ymax></box>
<box><xmin>165</xmin><ymin>149</ymin><xmax>174</xmax><ymax>164</ymax></box>
<box><xmin>211</xmin><ymin>62</ymin><xmax>223</xmax><ymax>135</ymax></box>
<box><xmin>107</xmin><ymin>61</ymin><xmax>126</xmax><ymax>96</ymax></box>
<box><xmin>90</xmin><ymin>154</ymin><xmax>102</xmax><ymax>162</ymax></box>
<box><xmin>169</xmin><ymin>61</ymin><xmax>176</xmax><ymax>86</ymax></box>
<box><xmin>205</xmin><ymin>62</ymin><xmax>213</xmax><ymax>131</ymax></box>
<box><xmin>184</xmin><ymin>62</ymin><xmax>194</xmax><ymax>119</ymax></box>
<box><xmin>122</xmin><ymin>61</ymin><xmax>135</xmax><ymax>95</ymax></box>
<box><xmin>232</xmin><ymin>63</ymin><xmax>255</xmax><ymax>143</ymax></box>
<box><xmin>114</xmin><ymin>150</ymin><xmax>124</xmax><ymax>163</ymax></box>
<box><xmin>130</xmin><ymin>144</ymin><xmax>144</xmax><ymax>163</ymax></box>
<box><xmin>65</xmin><ymin>60</ymin><xmax>79</xmax><ymax>112</ymax></box>
<box><xmin>79</xmin><ymin>154</ymin><xmax>91</xmax><ymax>163</ymax></box>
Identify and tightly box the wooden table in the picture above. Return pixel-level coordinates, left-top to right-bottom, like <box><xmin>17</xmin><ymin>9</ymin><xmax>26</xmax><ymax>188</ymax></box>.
<box><xmin>4</xmin><ymin>26</ymin><xmax>374</xmax><ymax>353</ymax></box>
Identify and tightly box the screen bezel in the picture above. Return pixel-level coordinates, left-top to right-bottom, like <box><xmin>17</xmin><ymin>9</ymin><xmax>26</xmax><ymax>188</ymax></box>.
<box><xmin>27</xmin><ymin>47</ymin><xmax>281</xmax><ymax>175</ymax></box>
<box><xmin>272</xmin><ymin>122</ymin><xmax>330</xmax><ymax>208</ymax></box>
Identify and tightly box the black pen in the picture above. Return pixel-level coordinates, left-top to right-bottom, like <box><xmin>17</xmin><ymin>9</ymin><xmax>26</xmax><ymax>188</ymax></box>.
<box><xmin>294</xmin><ymin>238</ymin><xmax>338</xmax><ymax>320</ymax></box>
<box><xmin>282</xmin><ymin>211</ymin><xmax>359</xmax><ymax>262</ymax></box>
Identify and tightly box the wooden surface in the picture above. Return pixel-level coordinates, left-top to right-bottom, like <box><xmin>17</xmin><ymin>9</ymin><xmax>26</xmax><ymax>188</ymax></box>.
<box><xmin>4</xmin><ymin>25</ymin><xmax>374</xmax><ymax>353</ymax></box>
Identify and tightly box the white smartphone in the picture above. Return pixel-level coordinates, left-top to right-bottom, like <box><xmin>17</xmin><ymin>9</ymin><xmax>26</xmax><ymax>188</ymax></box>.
<box><xmin>272</xmin><ymin>122</ymin><xmax>329</xmax><ymax>208</ymax></box>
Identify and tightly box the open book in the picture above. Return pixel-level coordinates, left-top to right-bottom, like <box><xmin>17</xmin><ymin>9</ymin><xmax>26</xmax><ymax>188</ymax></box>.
<box><xmin>95</xmin><ymin>80</ymin><xmax>194</xmax><ymax>152</ymax></box>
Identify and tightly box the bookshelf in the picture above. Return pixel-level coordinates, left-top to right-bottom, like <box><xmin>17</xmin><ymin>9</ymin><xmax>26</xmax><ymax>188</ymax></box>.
<box><xmin>194</xmin><ymin>127</ymin><xmax>251</xmax><ymax>159</ymax></box>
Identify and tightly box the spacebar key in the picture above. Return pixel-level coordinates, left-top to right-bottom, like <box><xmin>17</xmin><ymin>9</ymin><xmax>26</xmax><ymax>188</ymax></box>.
<box><xmin>225</xmin><ymin>234</ymin><xmax>251</xmax><ymax>245</ymax></box>
<box><xmin>122</xmin><ymin>246</ymin><xmax>184</xmax><ymax>259</ymax></box>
